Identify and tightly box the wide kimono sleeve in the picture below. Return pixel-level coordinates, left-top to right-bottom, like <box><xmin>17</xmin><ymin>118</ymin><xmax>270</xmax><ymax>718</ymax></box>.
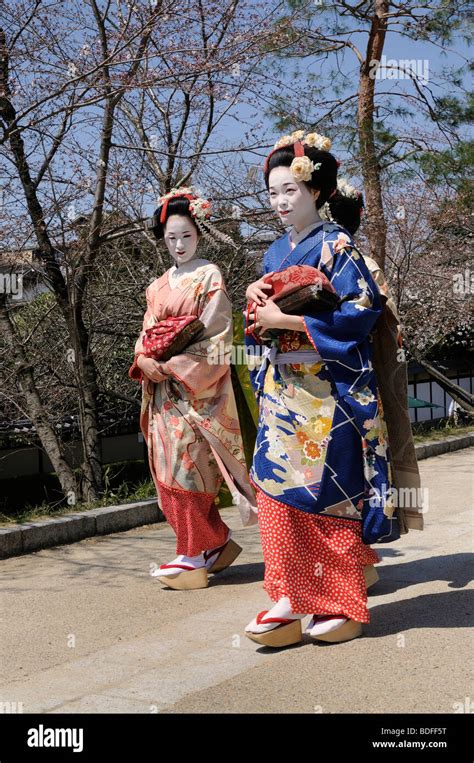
<box><xmin>129</xmin><ymin>283</ymin><xmax>158</xmax><ymax>383</ymax></box>
<box><xmin>243</xmin><ymin>241</ymin><xmax>279</xmax><ymax>398</ymax></box>
<box><xmin>301</xmin><ymin>231</ymin><xmax>382</xmax><ymax>396</ymax></box>
<box><xmin>156</xmin><ymin>268</ymin><xmax>234</xmax><ymax>398</ymax></box>
<box><xmin>300</xmin><ymin>230</ymin><xmax>397</xmax><ymax>545</ymax></box>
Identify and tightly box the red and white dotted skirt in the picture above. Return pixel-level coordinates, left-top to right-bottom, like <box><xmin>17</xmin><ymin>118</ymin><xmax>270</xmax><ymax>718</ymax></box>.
<box><xmin>255</xmin><ymin>486</ymin><xmax>381</xmax><ymax>623</ymax></box>
<box><xmin>156</xmin><ymin>480</ymin><xmax>229</xmax><ymax>557</ymax></box>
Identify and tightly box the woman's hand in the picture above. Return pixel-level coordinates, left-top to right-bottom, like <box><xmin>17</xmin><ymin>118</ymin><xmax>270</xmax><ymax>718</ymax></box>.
<box><xmin>246</xmin><ymin>272</ymin><xmax>275</xmax><ymax>306</ymax></box>
<box><xmin>245</xmin><ymin>299</ymin><xmax>285</xmax><ymax>333</ymax></box>
<box><xmin>137</xmin><ymin>355</ymin><xmax>169</xmax><ymax>383</ymax></box>
<box><xmin>245</xmin><ymin>301</ymin><xmax>306</xmax><ymax>335</ymax></box>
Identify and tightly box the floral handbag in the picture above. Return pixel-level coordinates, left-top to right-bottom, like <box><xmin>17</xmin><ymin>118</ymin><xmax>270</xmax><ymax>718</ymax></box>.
<box><xmin>244</xmin><ymin>265</ymin><xmax>340</xmax><ymax>343</ymax></box>
<box><xmin>143</xmin><ymin>315</ymin><xmax>204</xmax><ymax>361</ymax></box>
<box><xmin>129</xmin><ymin>315</ymin><xmax>204</xmax><ymax>380</ymax></box>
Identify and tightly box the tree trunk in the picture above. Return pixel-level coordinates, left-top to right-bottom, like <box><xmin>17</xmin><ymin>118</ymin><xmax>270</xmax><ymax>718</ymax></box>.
<box><xmin>357</xmin><ymin>0</ymin><xmax>389</xmax><ymax>268</ymax></box>
<box><xmin>0</xmin><ymin>298</ymin><xmax>80</xmax><ymax>502</ymax></box>
<box><xmin>1</xmin><ymin>28</ymin><xmax>103</xmax><ymax>501</ymax></box>
<box><xmin>68</xmin><ymin>308</ymin><xmax>103</xmax><ymax>502</ymax></box>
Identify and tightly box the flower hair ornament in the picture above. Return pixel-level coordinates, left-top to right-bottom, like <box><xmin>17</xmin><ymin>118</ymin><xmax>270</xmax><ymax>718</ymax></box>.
<box><xmin>263</xmin><ymin>130</ymin><xmax>333</xmax><ymax>179</ymax></box>
<box><xmin>319</xmin><ymin>178</ymin><xmax>365</xmax><ymax>222</ymax></box>
<box><xmin>145</xmin><ymin>186</ymin><xmax>238</xmax><ymax>250</ymax></box>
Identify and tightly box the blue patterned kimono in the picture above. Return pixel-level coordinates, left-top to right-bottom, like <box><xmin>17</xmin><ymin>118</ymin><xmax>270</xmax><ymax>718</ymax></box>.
<box><xmin>244</xmin><ymin>221</ymin><xmax>398</xmax><ymax>545</ymax></box>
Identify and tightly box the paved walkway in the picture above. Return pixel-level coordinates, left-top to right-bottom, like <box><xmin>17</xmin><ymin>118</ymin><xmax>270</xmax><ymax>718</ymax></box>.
<box><xmin>1</xmin><ymin>449</ymin><xmax>472</xmax><ymax>713</ymax></box>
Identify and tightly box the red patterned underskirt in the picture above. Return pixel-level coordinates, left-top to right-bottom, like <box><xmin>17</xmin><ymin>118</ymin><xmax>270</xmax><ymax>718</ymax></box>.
<box><xmin>254</xmin><ymin>485</ymin><xmax>381</xmax><ymax>622</ymax></box>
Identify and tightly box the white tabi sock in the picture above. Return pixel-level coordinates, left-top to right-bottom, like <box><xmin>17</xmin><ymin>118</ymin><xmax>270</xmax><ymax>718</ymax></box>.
<box><xmin>245</xmin><ymin>596</ymin><xmax>307</xmax><ymax>633</ymax></box>
<box><xmin>152</xmin><ymin>553</ymin><xmax>205</xmax><ymax>577</ymax></box>
<box><xmin>305</xmin><ymin>614</ymin><xmax>349</xmax><ymax>636</ymax></box>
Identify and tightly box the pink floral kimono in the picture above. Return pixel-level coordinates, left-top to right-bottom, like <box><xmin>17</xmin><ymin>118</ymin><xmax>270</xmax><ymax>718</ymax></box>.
<box><xmin>130</xmin><ymin>259</ymin><xmax>257</xmax><ymax>556</ymax></box>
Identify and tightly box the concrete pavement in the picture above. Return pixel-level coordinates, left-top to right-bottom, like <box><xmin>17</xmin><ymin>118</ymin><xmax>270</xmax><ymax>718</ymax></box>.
<box><xmin>2</xmin><ymin>432</ymin><xmax>472</xmax><ymax>560</ymax></box>
<box><xmin>1</xmin><ymin>448</ymin><xmax>472</xmax><ymax>714</ymax></box>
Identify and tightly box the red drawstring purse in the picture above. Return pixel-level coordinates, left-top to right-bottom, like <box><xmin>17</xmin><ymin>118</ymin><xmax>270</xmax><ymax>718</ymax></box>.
<box><xmin>244</xmin><ymin>265</ymin><xmax>340</xmax><ymax>343</ymax></box>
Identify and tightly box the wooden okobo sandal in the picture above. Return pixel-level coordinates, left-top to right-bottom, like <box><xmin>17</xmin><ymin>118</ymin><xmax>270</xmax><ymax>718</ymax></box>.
<box><xmin>245</xmin><ymin>610</ymin><xmax>303</xmax><ymax>648</ymax></box>
<box><xmin>155</xmin><ymin>564</ymin><xmax>208</xmax><ymax>590</ymax></box>
<box><xmin>204</xmin><ymin>538</ymin><xmax>243</xmax><ymax>573</ymax></box>
<box><xmin>363</xmin><ymin>564</ymin><xmax>380</xmax><ymax>589</ymax></box>
<box><xmin>306</xmin><ymin>614</ymin><xmax>363</xmax><ymax>643</ymax></box>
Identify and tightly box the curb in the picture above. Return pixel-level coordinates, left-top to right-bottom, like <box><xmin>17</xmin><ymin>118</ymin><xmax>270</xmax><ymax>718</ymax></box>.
<box><xmin>414</xmin><ymin>432</ymin><xmax>473</xmax><ymax>460</ymax></box>
<box><xmin>1</xmin><ymin>433</ymin><xmax>473</xmax><ymax>560</ymax></box>
<box><xmin>0</xmin><ymin>498</ymin><xmax>163</xmax><ymax>560</ymax></box>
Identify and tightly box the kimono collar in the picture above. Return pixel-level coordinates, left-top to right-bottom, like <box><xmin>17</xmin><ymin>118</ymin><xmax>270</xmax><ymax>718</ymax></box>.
<box><xmin>268</xmin><ymin>219</ymin><xmax>328</xmax><ymax>273</ymax></box>
<box><xmin>289</xmin><ymin>219</ymin><xmax>324</xmax><ymax>249</ymax></box>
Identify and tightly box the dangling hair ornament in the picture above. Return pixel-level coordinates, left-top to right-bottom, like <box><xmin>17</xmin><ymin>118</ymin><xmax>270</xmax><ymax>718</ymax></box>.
<box><xmin>191</xmin><ymin>207</ymin><xmax>239</xmax><ymax>251</ymax></box>
<box><xmin>151</xmin><ymin>186</ymin><xmax>239</xmax><ymax>250</ymax></box>
<box><xmin>319</xmin><ymin>178</ymin><xmax>364</xmax><ymax>222</ymax></box>
<box><xmin>263</xmin><ymin>130</ymin><xmax>332</xmax><ymax>178</ymax></box>
<box><xmin>336</xmin><ymin>178</ymin><xmax>361</xmax><ymax>200</ymax></box>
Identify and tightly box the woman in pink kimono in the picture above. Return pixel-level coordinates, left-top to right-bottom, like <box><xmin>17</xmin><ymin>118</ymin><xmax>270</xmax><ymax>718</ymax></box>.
<box><xmin>130</xmin><ymin>188</ymin><xmax>257</xmax><ymax>590</ymax></box>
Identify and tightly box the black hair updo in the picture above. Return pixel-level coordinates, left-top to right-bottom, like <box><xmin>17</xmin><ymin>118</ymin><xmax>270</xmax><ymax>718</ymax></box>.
<box><xmin>264</xmin><ymin>144</ymin><xmax>364</xmax><ymax>235</ymax></box>
<box><xmin>148</xmin><ymin>196</ymin><xmax>201</xmax><ymax>240</ymax></box>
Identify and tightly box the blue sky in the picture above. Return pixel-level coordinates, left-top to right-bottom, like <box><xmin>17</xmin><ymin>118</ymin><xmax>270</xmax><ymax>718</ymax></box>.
<box><xmin>3</xmin><ymin>0</ymin><xmax>470</xmax><ymax>238</ymax></box>
<box><xmin>206</xmin><ymin>1</ymin><xmax>471</xmax><ymax>152</ymax></box>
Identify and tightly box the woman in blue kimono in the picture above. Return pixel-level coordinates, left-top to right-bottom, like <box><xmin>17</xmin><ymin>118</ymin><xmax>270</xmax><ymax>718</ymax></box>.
<box><xmin>243</xmin><ymin>130</ymin><xmax>396</xmax><ymax>648</ymax></box>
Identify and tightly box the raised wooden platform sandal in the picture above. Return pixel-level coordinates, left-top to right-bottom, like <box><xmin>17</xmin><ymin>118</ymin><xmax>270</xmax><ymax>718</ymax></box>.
<box><xmin>154</xmin><ymin>563</ymin><xmax>208</xmax><ymax>590</ymax></box>
<box><xmin>307</xmin><ymin>615</ymin><xmax>363</xmax><ymax>643</ymax></box>
<box><xmin>245</xmin><ymin>610</ymin><xmax>303</xmax><ymax>648</ymax></box>
<box><xmin>204</xmin><ymin>538</ymin><xmax>242</xmax><ymax>573</ymax></box>
<box><xmin>363</xmin><ymin>564</ymin><xmax>380</xmax><ymax>589</ymax></box>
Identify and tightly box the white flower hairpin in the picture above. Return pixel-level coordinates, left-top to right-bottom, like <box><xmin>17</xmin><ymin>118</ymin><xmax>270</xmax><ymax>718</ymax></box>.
<box><xmin>151</xmin><ymin>186</ymin><xmax>238</xmax><ymax>250</ymax></box>
<box><xmin>264</xmin><ymin>130</ymin><xmax>332</xmax><ymax>180</ymax></box>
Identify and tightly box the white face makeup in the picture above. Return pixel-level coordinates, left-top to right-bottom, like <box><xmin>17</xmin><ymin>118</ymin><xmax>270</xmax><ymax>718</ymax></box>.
<box><xmin>268</xmin><ymin>165</ymin><xmax>320</xmax><ymax>233</ymax></box>
<box><xmin>163</xmin><ymin>214</ymin><xmax>199</xmax><ymax>266</ymax></box>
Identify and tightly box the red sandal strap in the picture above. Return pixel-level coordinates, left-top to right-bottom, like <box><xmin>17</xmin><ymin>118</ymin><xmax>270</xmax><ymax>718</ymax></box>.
<box><xmin>203</xmin><ymin>540</ymin><xmax>227</xmax><ymax>562</ymax></box>
<box><xmin>256</xmin><ymin>610</ymin><xmax>295</xmax><ymax>626</ymax></box>
<box><xmin>159</xmin><ymin>563</ymin><xmax>197</xmax><ymax>571</ymax></box>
